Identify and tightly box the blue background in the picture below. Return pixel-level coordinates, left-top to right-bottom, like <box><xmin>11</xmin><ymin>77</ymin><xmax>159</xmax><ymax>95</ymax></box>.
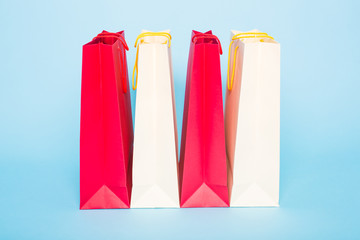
<box><xmin>1</xmin><ymin>0</ymin><xmax>359</xmax><ymax>239</ymax></box>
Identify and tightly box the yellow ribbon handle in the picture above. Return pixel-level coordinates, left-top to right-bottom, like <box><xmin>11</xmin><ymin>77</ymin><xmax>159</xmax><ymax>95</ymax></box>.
<box><xmin>227</xmin><ymin>32</ymin><xmax>274</xmax><ymax>90</ymax></box>
<box><xmin>132</xmin><ymin>32</ymin><xmax>172</xmax><ymax>90</ymax></box>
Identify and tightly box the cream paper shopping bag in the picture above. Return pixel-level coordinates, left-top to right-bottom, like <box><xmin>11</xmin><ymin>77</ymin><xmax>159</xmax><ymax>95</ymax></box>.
<box><xmin>131</xmin><ymin>30</ymin><xmax>179</xmax><ymax>208</ymax></box>
<box><xmin>225</xmin><ymin>30</ymin><xmax>280</xmax><ymax>207</ymax></box>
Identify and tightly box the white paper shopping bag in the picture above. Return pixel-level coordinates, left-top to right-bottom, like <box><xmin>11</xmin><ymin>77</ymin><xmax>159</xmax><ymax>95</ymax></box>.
<box><xmin>131</xmin><ymin>30</ymin><xmax>179</xmax><ymax>208</ymax></box>
<box><xmin>225</xmin><ymin>30</ymin><xmax>280</xmax><ymax>207</ymax></box>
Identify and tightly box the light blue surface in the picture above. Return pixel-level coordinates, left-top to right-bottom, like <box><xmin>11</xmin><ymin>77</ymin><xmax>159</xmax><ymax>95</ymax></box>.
<box><xmin>1</xmin><ymin>0</ymin><xmax>359</xmax><ymax>239</ymax></box>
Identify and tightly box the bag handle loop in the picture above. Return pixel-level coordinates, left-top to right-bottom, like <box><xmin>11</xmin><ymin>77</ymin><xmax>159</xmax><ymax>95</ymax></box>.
<box><xmin>93</xmin><ymin>32</ymin><xmax>129</xmax><ymax>50</ymax></box>
<box><xmin>93</xmin><ymin>32</ymin><xmax>129</xmax><ymax>93</ymax></box>
<box><xmin>227</xmin><ymin>32</ymin><xmax>274</xmax><ymax>90</ymax></box>
<box><xmin>191</xmin><ymin>33</ymin><xmax>223</xmax><ymax>55</ymax></box>
<box><xmin>132</xmin><ymin>32</ymin><xmax>172</xmax><ymax>90</ymax></box>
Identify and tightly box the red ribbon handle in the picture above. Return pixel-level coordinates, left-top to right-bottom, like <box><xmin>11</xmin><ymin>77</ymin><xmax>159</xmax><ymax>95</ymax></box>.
<box><xmin>191</xmin><ymin>33</ymin><xmax>223</xmax><ymax>55</ymax></box>
<box><xmin>93</xmin><ymin>32</ymin><xmax>129</xmax><ymax>50</ymax></box>
<box><xmin>93</xmin><ymin>32</ymin><xmax>129</xmax><ymax>93</ymax></box>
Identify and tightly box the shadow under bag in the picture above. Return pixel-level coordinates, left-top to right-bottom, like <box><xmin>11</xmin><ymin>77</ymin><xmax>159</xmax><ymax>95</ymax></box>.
<box><xmin>80</xmin><ymin>31</ymin><xmax>133</xmax><ymax>209</ymax></box>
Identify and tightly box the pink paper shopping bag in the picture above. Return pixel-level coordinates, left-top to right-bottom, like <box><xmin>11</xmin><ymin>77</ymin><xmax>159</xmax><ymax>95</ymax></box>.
<box><xmin>80</xmin><ymin>31</ymin><xmax>133</xmax><ymax>209</ymax></box>
<box><xmin>179</xmin><ymin>30</ymin><xmax>229</xmax><ymax>208</ymax></box>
